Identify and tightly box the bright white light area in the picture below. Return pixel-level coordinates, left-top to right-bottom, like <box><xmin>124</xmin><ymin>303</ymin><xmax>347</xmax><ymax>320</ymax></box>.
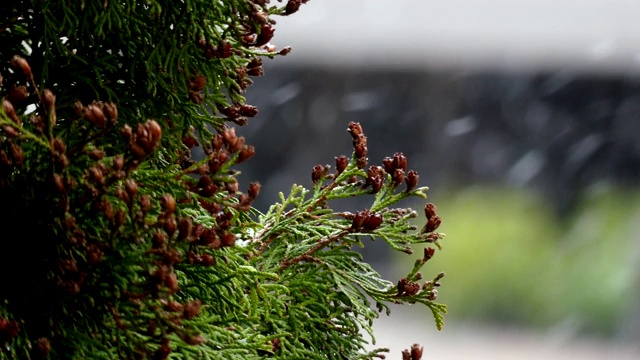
<box><xmin>274</xmin><ymin>0</ymin><xmax>640</xmax><ymax>74</ymax></box>
<box><xmin>21</xmin><ymin>41</ymin><xmax>32</xmax><ymax>55</ymax></box>
<box><xmin>24</xmin><ymin>104</ymin><xmax>37</xmax><ymax>115</ymax></box>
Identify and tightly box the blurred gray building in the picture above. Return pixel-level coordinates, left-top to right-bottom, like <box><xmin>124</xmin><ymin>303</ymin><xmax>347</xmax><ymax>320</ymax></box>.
<box><xmin>239</xmin><ymin>0</ymin><xmax>640</xmax><ymax>216</ymax></box>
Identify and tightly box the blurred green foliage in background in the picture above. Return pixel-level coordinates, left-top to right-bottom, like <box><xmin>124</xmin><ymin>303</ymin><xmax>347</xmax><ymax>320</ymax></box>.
<box><xmin>406</xmin><ymin>187</ymin><xmax>640</xmax><ymax>336</ymax></box>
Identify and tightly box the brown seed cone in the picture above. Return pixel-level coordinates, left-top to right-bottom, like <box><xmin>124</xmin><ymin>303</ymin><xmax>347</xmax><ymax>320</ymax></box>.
<box><xmin>8</xmin><ymin>85</ymin><xmax>29</xmax><ymax>103</ymax></box>
<box><xmin>84</xmin><ymin>103</ymin><xmax>106</xmax><ymax>128</ymax></box>
<box><xmin>11</xmin><ymin>56</ymin><xmax>32</xmax><ymax>79</ymax></box>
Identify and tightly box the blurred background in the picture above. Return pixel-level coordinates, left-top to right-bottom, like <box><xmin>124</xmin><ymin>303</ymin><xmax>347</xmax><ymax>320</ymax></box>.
<box><xmin>238</xmin><ymin>0</ymin><xmax>640</xmax><ymax>358</ymax></box>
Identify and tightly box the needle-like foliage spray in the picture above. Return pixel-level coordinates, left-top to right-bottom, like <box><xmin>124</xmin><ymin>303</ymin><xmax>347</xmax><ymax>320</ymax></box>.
<box><xmin>0</xmin><ymin>1</ymin><xmax>446</xmax><ymax>358</ymax></box>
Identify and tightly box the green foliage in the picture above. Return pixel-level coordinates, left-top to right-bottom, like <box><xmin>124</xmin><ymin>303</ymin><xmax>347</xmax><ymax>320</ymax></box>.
<box><xmin>0</xmin><ymin>1</ymin><xmax>447</xmax><ymax>359</ymax></box>
<box><xmin>1</xmin><ymin>0</ymin><xmax>291</xmax><ymax>150</ymax></box>
<box><xmin>420</xmin><ymin>187</ymin><xmax>639</xmax><ymax>336</ymax></box>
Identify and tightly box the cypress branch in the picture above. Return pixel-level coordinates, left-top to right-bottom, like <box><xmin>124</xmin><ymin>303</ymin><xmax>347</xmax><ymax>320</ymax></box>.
<box><xmin>0</xmin><ymin>1</ymin><xmax>448</xmax><ymax>359</ymax></box>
